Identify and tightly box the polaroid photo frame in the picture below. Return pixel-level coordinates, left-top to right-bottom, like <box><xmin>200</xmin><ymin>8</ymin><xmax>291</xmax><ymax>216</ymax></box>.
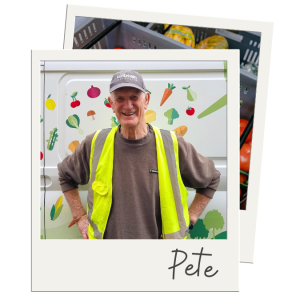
<box><xmin>63</xmin><ymin>5</ymin><xmax>272</xmax><ymax>263</ymax></box>
<box><xmin>32</xmin><ymin>49</ymin><xmax>239</xmax><ymax>291</ymax></box>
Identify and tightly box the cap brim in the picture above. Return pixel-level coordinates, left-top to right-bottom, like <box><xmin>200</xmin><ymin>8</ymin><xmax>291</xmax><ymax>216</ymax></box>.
<box><xmin>109</xmin><ymin>83</ymin><xmax>146</xmax><ymax>93</ymax></box>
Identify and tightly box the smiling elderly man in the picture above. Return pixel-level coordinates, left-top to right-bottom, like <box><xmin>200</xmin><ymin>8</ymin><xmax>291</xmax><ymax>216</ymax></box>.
<box><xmin>58</xmin><ymin>70</ymin><xmax>221</xmax><ymax>239</ymax></box>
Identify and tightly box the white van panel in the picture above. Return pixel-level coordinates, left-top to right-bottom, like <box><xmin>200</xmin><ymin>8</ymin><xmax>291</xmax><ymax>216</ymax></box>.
<box><xmin>40</xmin><ymin>60</ymin><xmax>227</xmax><ymax>239</ymax></box>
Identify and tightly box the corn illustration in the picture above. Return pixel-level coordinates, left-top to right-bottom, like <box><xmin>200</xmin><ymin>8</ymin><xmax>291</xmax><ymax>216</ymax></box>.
<box><xmin>50</xmin><ymin>196</ymin><xmax>64</xmax><ymax>221</ymax></box>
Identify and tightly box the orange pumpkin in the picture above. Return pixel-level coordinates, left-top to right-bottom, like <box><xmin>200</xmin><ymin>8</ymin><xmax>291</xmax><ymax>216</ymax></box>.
<box><xmin>195</xmin><ymin>35</ymin><xmax>228</xmax><ymax>49</ymax></box>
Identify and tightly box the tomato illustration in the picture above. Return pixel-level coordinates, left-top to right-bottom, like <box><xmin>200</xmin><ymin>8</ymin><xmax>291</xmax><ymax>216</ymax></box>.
<box><xmin>40</xmin><ymin>151</ymin><xmax>43</xmax><ymax>160</ymax></box>
<box><xmin>240</xmin><ymin>143</ymin><xmax>251</xmax><ymax>173</ymax></box>
<box><xmin>186</xmin><ymin>107</ymin><xmax>195</xmax><ymax>116</ymax></box>
<box><xmin>104</xmin><ymin>98</ymin><xmax>111</xmax><ymax>108</ymax></box>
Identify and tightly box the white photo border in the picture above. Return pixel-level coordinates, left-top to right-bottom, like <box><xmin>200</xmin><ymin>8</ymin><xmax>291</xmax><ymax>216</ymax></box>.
<box><xmin>63</xmin><ymin>5</ymin><xmax>272</xmax><ymax>263</ymax></box>
<box><xmin>32</xmin><ymin>50</ymin><xmax>239</xmax><ymax>291</ymax></box>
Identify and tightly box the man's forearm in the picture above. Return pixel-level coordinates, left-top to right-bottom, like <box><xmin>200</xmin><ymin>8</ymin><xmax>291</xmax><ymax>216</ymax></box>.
<box><xmin>188</xmin><ymin>193</ymin><xmax>211</xmax><ymax>225</ymax></box>
<box><xmin>64</xmin><ymin>188</ymin><xmax>86</xmax><ymax>219</ymax></box>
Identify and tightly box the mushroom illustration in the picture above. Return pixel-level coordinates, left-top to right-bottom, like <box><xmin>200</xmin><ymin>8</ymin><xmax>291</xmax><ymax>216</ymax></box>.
<box><xmin>87</xmin><ymin>110</ymin><xmax>96</xmax><ymax>120</ymax></box>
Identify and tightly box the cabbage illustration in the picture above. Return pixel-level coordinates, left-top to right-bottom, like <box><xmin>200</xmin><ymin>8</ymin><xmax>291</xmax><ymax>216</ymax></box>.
<box><xmin>66</xmin><ymin>114</ymin><xmax>84</xmax><ymax>135</ymax></box>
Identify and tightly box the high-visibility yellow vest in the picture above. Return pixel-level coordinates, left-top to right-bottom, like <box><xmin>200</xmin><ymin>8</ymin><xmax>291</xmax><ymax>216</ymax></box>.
<box><xmin>86</xmin><ymin>125</ymin><xmax>190</xmax><ymax>239</ymax></box>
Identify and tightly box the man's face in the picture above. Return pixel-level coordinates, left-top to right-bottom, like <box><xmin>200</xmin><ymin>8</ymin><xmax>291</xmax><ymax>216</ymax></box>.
<box><xmin>108</xmin><ymin>87</ymin><xmax>150</xmax><ymax>129</ymax></box>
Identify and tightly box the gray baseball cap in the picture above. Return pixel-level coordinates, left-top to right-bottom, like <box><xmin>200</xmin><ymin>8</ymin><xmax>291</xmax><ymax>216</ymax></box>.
<box><xmin>109</xmin><ymin>70</ymin><xmax>146</xmax><ymax>93</ymax></box>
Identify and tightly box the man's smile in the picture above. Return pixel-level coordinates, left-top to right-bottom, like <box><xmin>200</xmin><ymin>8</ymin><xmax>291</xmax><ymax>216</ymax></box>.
<box><xmin>122</xmin><ymin>112</ymin><xmax>136</xmax><ymax>116</ymax></box>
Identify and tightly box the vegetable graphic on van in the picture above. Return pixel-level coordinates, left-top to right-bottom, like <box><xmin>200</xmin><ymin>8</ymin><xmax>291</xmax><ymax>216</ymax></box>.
<box><xmin>66</xmin><ymin>114</ymin><xmax>84</xmax><ymax>135</ymax></box>
<box><xmin>50</xmin><ymin>196</ymin><xmax>64</xmax><ymax>221</ymax></box>
<box><xmin>46</xmin><ymin>128</ymin><xmax>58</xmax><ymax>151</ymax></box>
<box><xmin>111</xmin><ymin>116</ymin><xmax>120</xmax><ymax>127</ymax></box>
<box><xmin>164</xmin><ymin>108</ymin><xmax>179</xmax><ymax>125</ymax></box>
<box><xmin>182</xmin><ymin>85</ymin><xmax>197</xmax><ymax>101</ymax></box>
<box><xmin>70</xmin><ymin>92</ymin><xmax>80</xmax><ymax>108</ymax></box>
<box><xmin>46</xmin><ymin>94</ymin><xmax>56</xmax><ymax>110</ymax></box>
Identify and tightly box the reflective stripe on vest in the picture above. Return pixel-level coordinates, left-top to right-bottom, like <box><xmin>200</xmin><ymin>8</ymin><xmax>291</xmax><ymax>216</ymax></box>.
<box><xmin>156</xmin><ymin>128</ymin><xmax>189</xmax><ymax>239</ymax></box>
<box><xmin>87</xmin><ymin>126</ymin><xmax>189</xmax><ymax>239</ymax></box>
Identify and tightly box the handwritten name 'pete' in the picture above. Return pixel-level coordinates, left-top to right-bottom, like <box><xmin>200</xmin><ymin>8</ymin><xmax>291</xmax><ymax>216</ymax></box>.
<box><xmin>168</xmin><ymin>248</ymin><xmax>219</xmax><ymax>280</ymax></box>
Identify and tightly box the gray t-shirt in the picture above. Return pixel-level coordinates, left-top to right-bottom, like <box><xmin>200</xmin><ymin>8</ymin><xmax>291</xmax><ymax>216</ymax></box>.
<box><xmin>57</xmin><ymin>124</ymin><xmax>221</xmax><ymax>239</ymax></box>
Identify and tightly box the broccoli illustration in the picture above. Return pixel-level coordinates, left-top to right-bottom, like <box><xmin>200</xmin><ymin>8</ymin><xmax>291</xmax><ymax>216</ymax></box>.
<box><xmin>164</xmin><ymin>108</ymin><xmax>179</xmax><ymax>125</ymax></box>
<box><xmin>111</xmin><ymin>116</ymin><xmax>120</xmax><ymax>127</ymax></box>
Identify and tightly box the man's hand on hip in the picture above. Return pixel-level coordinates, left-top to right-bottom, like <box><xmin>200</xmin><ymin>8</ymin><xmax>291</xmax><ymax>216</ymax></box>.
<box><xmin>77</xmin><ymin>216</ymin><xmax>89</xmax><ymax>239</ymax></box>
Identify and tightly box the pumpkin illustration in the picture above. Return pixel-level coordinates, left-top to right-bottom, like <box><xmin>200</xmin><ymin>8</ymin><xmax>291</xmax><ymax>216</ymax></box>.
<box><xmin>195</xmin><ymin>35</ymin><xmax>229</xmax><ymax>49</ymax></box>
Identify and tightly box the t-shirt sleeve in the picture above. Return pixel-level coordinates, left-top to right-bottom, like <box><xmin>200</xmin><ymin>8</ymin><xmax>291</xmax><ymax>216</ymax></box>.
<box><xmin>176</xmin><ymin>133</ymin><xmax>221</xmax><ymax>199</ymax></box>
<box><xmin>57</xmin><ymin>132</ymin><xmax>95</xmax><ymax>193</ymax></box>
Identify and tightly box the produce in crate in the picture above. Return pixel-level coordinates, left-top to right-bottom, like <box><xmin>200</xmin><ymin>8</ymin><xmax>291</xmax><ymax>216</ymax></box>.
<box><xmin>164</xmin><ymin>25</ymin><xmax>195</xmax><ymax>48</ymax></box>
<box><xmin>240</xmin><ymin>143</ymin><xmax>251</xmax><ymax>173</ymax></box>
<box><xmin>240</xmin><ymin>173</ymin><xmax>247</xmax><ymax>184</ymax></box>
<box><xmin>160</xmin><ymin>83</ymin><xmax>176</xmax><ymax>106</ymax></box>
<box><xmin>195</xmin><ymin>35</ymin><xmax>228</xmax><ymax>49</ymax></box>
<box><xmin>240</xmin><ymin>119</ymin><xmax>253</xmax><ymax>144</ymax></box>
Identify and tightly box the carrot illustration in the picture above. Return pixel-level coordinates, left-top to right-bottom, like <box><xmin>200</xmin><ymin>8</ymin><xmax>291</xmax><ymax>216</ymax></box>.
<box><xmin>68</xmin><ymin>220</ymin><xmax>76</xmax><ymax>228</ymax></box>
<box><xmin>160</xmin><ymin>83</ymin><xmax>176</xmax><ymax>106</ymax></box>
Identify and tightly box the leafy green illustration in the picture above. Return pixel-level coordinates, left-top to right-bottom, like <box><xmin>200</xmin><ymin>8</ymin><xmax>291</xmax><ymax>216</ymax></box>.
<box><xmin>197</xmin><ymin>94</ymin><xmax>227</xmax><ymax>119</ymax></box>
<box><xmin>66</xmin><ymin>114</ymin><xmax>83</xmax><ymax>134</ymax></box>
<box><xmin>164</xmin><ymin>108</ymin><xmax>179</xmax><ymax>125</ymax></box>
